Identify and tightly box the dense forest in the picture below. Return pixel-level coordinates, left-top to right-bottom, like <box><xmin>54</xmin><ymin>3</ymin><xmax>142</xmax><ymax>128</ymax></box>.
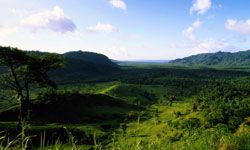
<box><xmin>0</xmin><ymin>46</ymin><xmax>249</xmax><ymax>149</ymax></box>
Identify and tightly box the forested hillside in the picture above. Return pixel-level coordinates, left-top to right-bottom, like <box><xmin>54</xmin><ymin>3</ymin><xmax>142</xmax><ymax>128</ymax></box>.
<box><xmin>51</xmin><ymin>51</ymin><xmax>121</xmax><ymax>83</ymax></box>
<box><xmin>64</xmin><ymin>51</ymin><xmax>118</xmax><ymax>67</ymax></box>
<box><xmin>0</xmin><ymin>50</ymin><xmax>121</xmax><ymax>83</ymax></box>
<box><xmin>170</xmin><ymin>50</ymin><xmax>250</xmax><ymax>68</ymax></box>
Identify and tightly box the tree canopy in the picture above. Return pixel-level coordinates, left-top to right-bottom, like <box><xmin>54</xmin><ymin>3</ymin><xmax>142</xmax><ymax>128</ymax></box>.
<box><xmin>0</xmin><ymin>46</ymin><xmax>63</xmax><ymax>128</ymax></box>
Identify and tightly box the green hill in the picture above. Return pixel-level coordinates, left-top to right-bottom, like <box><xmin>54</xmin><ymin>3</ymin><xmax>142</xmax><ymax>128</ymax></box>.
<box><xmin>12</xmin><ymin>50</ymin><xmax>121</xmax><ymax>83</ymax></box>
<box><xmin>49</xmin><ymin>51</ymin><xmax>121</xmax><ymax>83</ymax></box>
<box><xmin>169</xmin><ymin>50</ymin><xmax>250</xmax><ymax>68</ymax></box>
<box><xmin>64</xmin><ymin>51</ymin><xmax>118</xmax><ymax>67</ymax></box>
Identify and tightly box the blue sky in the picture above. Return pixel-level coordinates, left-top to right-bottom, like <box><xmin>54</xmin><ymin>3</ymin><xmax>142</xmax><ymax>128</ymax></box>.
<box><xmin>0</xmin><ymin>0</ymin><xmax>250</xmax><ymax>60</ymax></box>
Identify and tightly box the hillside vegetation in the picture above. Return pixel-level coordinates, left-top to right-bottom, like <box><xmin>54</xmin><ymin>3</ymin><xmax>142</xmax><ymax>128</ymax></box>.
<box><xmin>100</xmin><ymin>84</ymin><xmax>157</xmax><ymax>105</ymax></box>
<box><xmin>26</xmin><ymin>50</ymin><xmax>121</xmax><ymax>83</ymax></box>
<box><xmin>64</xmin><ymin>51</ymin><xmax>118</xmax><ymax>67</ymax></box>
<box><xmin>170</xmin><ymin>50</ymin><xmax>250</xmax><ymax>68</ymax></box>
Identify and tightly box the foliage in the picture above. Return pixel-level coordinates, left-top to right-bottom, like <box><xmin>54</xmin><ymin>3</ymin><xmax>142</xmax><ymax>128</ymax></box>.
<box><xmin>199</xmin><ymin>81</ymin><xmax>250</xmax><ymax>129</ymax></box>
<box><xmin>64</xmin><ymin>50</ymin><xmax>118</xmax><ymax>67</ymax></box>
<box><xmin>0</xmin><ymin>46</ymin><xmax>63</xmax><ymax>129</ymax></box>
<box><xmin>100</xmin><ymin>84</ymin><xmax>157</xmax><ymax>105</ymax></box>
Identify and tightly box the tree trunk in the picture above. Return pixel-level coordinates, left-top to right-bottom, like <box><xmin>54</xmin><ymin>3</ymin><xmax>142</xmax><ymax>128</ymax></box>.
<box><xmin>17</xmin><ymin>82</ymin><xmax>30</xmax><ymax>132</ymax></box>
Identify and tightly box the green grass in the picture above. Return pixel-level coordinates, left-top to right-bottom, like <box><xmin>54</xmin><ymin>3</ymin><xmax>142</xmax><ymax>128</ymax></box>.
<box><xmin>99</xmin><ymin>83</ymin><xmax>156</xmax><ymax>105</ymax></box>
<box><xmin>108</xmin><ymin>99</ymin><xmax>250</xmax><ymax>150</ymax></box>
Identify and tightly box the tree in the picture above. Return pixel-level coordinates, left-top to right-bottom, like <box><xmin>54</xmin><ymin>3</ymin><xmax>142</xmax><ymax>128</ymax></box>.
<box><xmin>169</xmin><ymin>95</ymin><xmax>176</xmax><ymax>106</ymax></box>
<box><xmin>0</xmin><ymin>46</ymin><xmax>63</xmax><ymax>130</ymax></box>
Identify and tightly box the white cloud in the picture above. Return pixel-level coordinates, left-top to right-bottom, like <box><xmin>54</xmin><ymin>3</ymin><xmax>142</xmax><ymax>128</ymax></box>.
<box><xmin>191</xmin><ymin>39</ymin><xmax>231</xmax><ymax>54</ymax></box>
<box><xmin>190</xmin><ymin>0</ymin><xmax>212</xmax><ymax>15</ymax></box>
<box><xmin>168</xmin><ymin>39</ymin><xmax>233</xmax><ymax>55</ymax></box>
<box><xmin>225</xmin><ymin>19</ymin><xmax>250</xmax><ymax>35</ymax></box>
<box><xmin>8</xmin><ymin>8</ymin><xmax>31</xmax><ymax>17</ymax></box>
<box><xmin>192</xmin><ymin>20</ymin><xmax>202</xmax><ymax>28</ymax></box>
<box><xmin>21</xmin><ymin>6</ymin><xmax>76</xmax><ymax>33</ymax></box>
<box><xmin>180</xmin><ymin>19</ymin><xmax>234</xmax><ymax>55</ymax></box>
<box><xmin>0</xmin><ymin>25</ymin><xmax>18</xmax><ymax>38</ymax></box>
<box><xmin>109</xmin><ymin>0</ymin><xmax>127</xmax><ymax>11</ymax></box>
<box><xmin>183</xmin><ymin>20</ymin><xmax>202</xmax><ymax>42</ymax></box>
<box><xmin>87</xmin><ymin>23</ymin><xmax>118</xmax><ymax>33</ymax></box>
<box><xmin>183</xmin><ymin>27</ymin><xmax>196</xmax><ymax>41</ymax></box>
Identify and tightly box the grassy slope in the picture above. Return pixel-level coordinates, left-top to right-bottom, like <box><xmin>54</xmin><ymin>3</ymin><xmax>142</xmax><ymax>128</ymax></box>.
<box><xmin>109</xmin><ymin>99</ymin><xmax>250</xmax><ymax>150</ymax></box>
<box><xmin>99</xmin><ymin>84</ymin><xmax>157</xmax><ymax>105</ymax></box>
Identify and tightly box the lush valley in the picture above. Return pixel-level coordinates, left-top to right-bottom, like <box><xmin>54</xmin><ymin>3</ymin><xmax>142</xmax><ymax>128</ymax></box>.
<box><xmin>0</xmin><ymin>47</ymin><xmax>250</xmax><ymax>149</ymax></box>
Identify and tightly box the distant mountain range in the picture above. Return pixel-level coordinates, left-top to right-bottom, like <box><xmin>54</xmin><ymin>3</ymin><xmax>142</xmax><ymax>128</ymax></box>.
<box><xmin>169</xmin><ymin>50</ymin><xmax>250</xmax><ymax>68</ymax></box>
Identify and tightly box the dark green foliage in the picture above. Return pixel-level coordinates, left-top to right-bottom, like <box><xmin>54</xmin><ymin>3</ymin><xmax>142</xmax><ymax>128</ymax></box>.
<box><xmin>200</xmin><ymin>81</ymin><xmax>250</xmax><ymax>129</ymax></box>
<box><xmin>0</xmin><ymin>50</ymin><xmax>121</xmax><ymax>83</ymax></box>
<box><xmin>48</xmin><ymin>51</ymin><xmax>121</xmax><ymax>84</ymax></box>
<box><xmin>102</xmin><ymin>84</ymin><xmax>157</xmax><ymax>105</ymax></box>
<box><xmin>170</xmin><ymin>50</ymin><xmax>250</xmax><ymax>68</ymax></box>
<box><xmin>119</xmin><ymin>67</ymin><xmax>250</xmax><ymax>97</ymax></box>
<box><xmin>0</xmin><ymin>91</ymin><xmax>140</xmax><ymax>123</ymax></box>
<box><xmin>51</xmin><ymin>57</ymin><xmax>121</xmax><ymax>84</ymax></box>
<box><xmin>64</xmin><ymin>50</ymin><xmax>118</xmax><ymax>67</ymax></box>
<box><xmin>0</xmin><ymin>46</ymin><xmax>63</xmax><ymax>129</ymax></box>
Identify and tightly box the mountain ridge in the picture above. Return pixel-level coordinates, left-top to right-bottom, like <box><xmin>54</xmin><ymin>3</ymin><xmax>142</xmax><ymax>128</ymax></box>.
<box><xmin>169</xmin><ymin>50</ymin><xmax>250</xmax><ymax>68</ymax></box>
<box><xmin>0</xmin><ymin>49</ymin><xmax>121</xmax><ymax>83</ymax></box>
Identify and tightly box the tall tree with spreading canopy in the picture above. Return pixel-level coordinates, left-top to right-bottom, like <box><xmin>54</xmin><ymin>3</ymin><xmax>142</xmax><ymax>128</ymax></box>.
<box><xmin>0</xmin><ymin>46</ymin><xmax>63</xmax><ymax>130</ymax></box>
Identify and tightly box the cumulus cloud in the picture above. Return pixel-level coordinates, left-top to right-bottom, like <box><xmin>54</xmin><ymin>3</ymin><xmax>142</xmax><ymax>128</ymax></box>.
<box><xmin>21</xmin><ymin>6</ymin><xmax>76</xmax><ymax>33</ymax></box>
<box><xmin>190</xmin><ymin>39</ymin><xmax>231</xmax><ymax>54</ymax></box>
<box><xmin>180</xmin><ymin>19</ymin><xmax>234</xmax><ymax>54</ymax></box>
<box><xmin>183</xmin><ymin>20</ymin><xmax>202</xmax><ymax>41</ymax></box>
<box><xmin>169</xmin><ymin>39</ymin><xmax>233</xmax><ymax>55</ymax></box>
<box><xmin>190</xmin><ymin>0</ymin><xmax>212</xmax><ymax>15</ymax></box>
<box><xmin>109</xmin><ymin>0</ymin><xmax>127</xmax><ymax>11</ymax></box>
<box><xmin>225</xmin><ymin>19</ymin><xmax>250</xmax><ymax>35</ymax></box>
<box><xmin>87</xmin><ymin>23</ymin><xmax>118</xmax><ymax>33</ymax></box>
